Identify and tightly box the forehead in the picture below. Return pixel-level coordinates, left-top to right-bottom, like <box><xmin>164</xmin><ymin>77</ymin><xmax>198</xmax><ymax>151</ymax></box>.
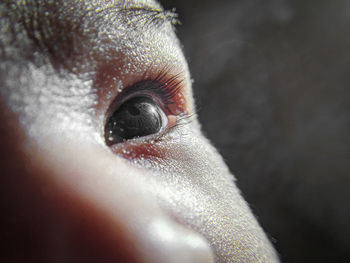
<box><xmin>1</xmin><ymin>0</ymin><xmax>181</xmax><ymax>70</ymax></box>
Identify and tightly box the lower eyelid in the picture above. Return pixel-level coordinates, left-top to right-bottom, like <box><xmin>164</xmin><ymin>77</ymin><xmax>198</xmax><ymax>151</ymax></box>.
<box><xmin>168</xmin><ymin>115</ymin><xmax>177</xmax><ymax>128</ymax></box>
<box><xmin>106</xmin><ymin>112</ymin><xmax>192</xmax><ymax>161</ymax></box>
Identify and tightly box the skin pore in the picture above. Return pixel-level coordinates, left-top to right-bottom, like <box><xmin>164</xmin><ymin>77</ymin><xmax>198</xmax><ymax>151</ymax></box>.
<box><xmin>0</xmin><ymin>0</ymin><xmax>279</xmax><ymax>262</ymax></box>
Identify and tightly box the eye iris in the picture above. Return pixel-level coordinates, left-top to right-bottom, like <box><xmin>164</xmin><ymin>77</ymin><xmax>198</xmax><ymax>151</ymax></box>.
<box><xmin>105</xmin><ymin>97</ymin><xmax>166</xmax><ymax>144</ymax></box>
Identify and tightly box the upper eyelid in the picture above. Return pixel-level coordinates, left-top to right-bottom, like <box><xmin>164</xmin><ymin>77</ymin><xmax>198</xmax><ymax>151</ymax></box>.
<box><xmin>102</xmin><ymin>69</ymin><xmax>187</xmax><ymax>119</ymax></box>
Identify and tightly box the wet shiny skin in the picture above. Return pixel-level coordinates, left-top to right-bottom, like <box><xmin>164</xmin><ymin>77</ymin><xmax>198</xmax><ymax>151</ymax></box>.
<box><xmin>0</xmin><ymin>0</ymin><xmax>279</xmax><ymax>262</ymax></box>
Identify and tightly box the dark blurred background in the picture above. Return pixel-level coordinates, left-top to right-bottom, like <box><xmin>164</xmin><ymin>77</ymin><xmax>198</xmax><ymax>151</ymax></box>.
<box><xmin>161</xmin><ymin>0</ymin><xmax>350</xmax><ymax>262</ymax></box>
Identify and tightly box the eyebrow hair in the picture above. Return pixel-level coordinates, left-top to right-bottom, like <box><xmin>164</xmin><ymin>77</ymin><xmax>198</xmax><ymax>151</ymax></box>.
<box><xmin>116</xmin><ymin>6</ymin><xmax>180</xmax><ymax>27</ymax></box>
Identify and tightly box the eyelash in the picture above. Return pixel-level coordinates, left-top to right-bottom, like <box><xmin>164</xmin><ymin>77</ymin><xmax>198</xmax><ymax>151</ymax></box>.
<box><xmin>147</xmin><ymin>70</ymin><xmax>184</xmax><ymax>112</ymax></box>
<box><xmin>128</xmin><ymin>69</ymin><xmax>184</xmax><ymax>114</ymax></box>
<box><xmin>152</xmin><ymin>70</ymin><xmax>195</xmax><ymax>130</ymax></box>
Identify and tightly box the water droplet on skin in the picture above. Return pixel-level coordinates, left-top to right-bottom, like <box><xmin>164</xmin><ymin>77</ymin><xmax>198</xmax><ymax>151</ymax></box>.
<box><xmin>122</xmin><ymin>149</ymin><xmax>130</xmax><ymax>155</ymax></box>
<box><xmin>116</xmin><ymin>80</ymin><xmax>123</xmax><ymax>92</ymax></box>
<box><xmin>106</xmin><ymin>90</ymin><xmax>113</xmax><ymax>99</ymax></box>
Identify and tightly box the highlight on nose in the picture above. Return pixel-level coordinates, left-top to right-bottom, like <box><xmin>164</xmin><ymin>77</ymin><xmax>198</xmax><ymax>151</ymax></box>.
<box><xmin>137</xmin><ymin>217</ymin><xmax>215</xmax><ymax>263</ymax></box>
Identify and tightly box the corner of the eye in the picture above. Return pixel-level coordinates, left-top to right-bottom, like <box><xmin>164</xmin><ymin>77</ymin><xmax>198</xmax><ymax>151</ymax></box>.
<box><xmin>167</xmin><ymin>115</ymin><xmax>177</xmax><ymax>127</ymax></box>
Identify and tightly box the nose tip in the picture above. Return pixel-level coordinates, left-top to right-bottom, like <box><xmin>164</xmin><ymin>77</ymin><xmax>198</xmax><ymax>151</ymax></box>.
<box><xmin>138</xmin><ymin>217</ymin><xmax>215</xmax><ymax>263</ymax></box>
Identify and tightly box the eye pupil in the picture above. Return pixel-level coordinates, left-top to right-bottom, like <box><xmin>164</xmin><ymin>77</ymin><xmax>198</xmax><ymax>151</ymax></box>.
<box><xmin>128</xmin><ymin>105</ymin><xmax>140</xmax><ymax>116</ymax></box>
<box><xmin>105</xmin><ymin>97</ymin><xmax>167</xmax><ymax>145</ymax></box>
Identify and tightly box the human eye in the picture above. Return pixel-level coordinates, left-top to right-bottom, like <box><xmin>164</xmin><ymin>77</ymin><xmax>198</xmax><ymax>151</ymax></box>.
<box><xmin>99</xmin><ymin>65</ymin><xmax>195</xmax><ymax>162</ymax></box>
<box><xmin>104</xmin><ymin>70</ymin><xmax>188</xmax><ymax>146</ymax></box>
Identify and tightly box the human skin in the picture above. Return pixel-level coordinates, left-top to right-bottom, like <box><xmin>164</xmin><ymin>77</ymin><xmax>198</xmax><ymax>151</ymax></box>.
<box><xmin>0</xmin><ymin>0</ymin><xmax>279</xmax><ymax>262</ymax></box>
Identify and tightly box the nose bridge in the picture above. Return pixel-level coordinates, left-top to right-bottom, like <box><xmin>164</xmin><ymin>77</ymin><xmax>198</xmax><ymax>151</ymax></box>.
<box><xmin>137</xmin><ymin>133</ymin><xmax>280</xmax><ymax>263</ymax></box>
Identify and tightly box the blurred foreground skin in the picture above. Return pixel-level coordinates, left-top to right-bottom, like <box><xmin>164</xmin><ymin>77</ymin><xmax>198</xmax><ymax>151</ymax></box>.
<box><xmin>0</xmin><ymin>1</ymin><xmax>279</xmax><ymax>262</ymax></box>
